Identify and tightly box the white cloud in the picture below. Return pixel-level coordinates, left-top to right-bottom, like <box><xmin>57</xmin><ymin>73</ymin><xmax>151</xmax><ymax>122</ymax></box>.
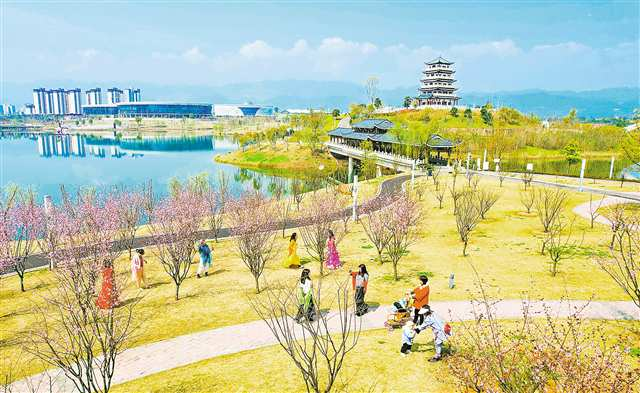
<box><xmin>239</xmin><ymin>40</ymin><xmax>277</xmax><ymax>59</ymax></box>
<box><xmin>30</xmin><ymin>37</ymin><xmax>636</xmax><ymax>91</ymax></box>
<box><xmin>450</xmin><ymin>39</ymin><xmax>522</xmax><ymax>58</ymax></box>
<box><xmin>532</xmin><ymin>41</ymin><xmax>591</xmax><ymax>54</ymax></box>
<box><xmin>78</xmin><ymin>48</ymin><xmax>99</xmax><ymax>59</ymax></box>
<box><xmin>182</xmin><ymin>47</ymin><xmax>206</xmax><ymax>64</ymax></box>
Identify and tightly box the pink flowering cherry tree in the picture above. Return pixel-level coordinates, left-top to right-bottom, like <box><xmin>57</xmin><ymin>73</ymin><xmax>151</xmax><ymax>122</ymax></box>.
<box><xmin>112</xmin><ymin>190</ymin><xmax>145</xmax><ymax>259</ymax></box>
<box><xmin>150</xmin><ymin>190</ymin><xmax>206</xmax><ymax>300</ymax></box>
<box><xmin>0</xmin><ymin>188</ymin><xmax>42</xmax><ymax>292</ymax></box>
<box><xmin>383</xmin><ymin>193</ymin><xmax>421</xmax><ymax>281</ymax></box>
<box><xmin>228</xmin><ymin>191</ymin><xmax>278</xmax><ymax>293</ymax></box>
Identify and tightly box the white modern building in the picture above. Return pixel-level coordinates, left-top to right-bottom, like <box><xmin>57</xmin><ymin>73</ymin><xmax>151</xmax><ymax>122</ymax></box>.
<box><xmin>50</xmin><ymin>89</ymin><xmax>67</xmax><ymax>115</ymax></box>
<box><xmin>33</xmin><ymin>88</ymin><xmax>48</xmax><ymax>114</ymax></box>
<box><xmin>213</xmin><ymin>104</ymin><xmax>262</xmax><ymax>117</ymax></box>
<box><xmin>21</xmin><ymin>104</ymin><xmax>36</xmax><ymax>115</ymax></box>
<box><xmin>1</xmin><ymin>104</ymin><xmax>16</xmax><ymax>115</ymax></box>
<box><xmin>65</xmin><ymin>89</ymin><xmax>82</xmax><ymax>115</ymax></box>
<box><xmin>122</xmin><ymin>88</ymin><xmax>141</xmax><ymax>103</ymax></box>
<box><xmin>106</xmin><ymin>88</ymin><xmax>123</xmax><ymax>104</ymax></box>
<box><xmin>85</xmin><ymin>88</ymin><xmax>102</xmax><ymax>106</ymax></box>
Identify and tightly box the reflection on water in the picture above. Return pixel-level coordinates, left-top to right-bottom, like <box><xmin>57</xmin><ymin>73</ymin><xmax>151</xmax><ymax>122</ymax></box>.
<box><xmin>0</xmin><ymin>130</ymin><xmax>291</xmax><ymax>202</ymax></box>
<box><xmin>35</xmin><ymin>133</ymin><xmax>230</xmax><ymax>159</ymax></box>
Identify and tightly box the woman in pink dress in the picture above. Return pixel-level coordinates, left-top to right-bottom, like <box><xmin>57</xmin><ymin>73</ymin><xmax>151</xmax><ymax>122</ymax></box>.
<box><xmin>325</xmin><ymin>230</ymin><xmax>342</xmax><ymax>270</ymax></box>
<box><xmin>131</xmin><ymin>248</ymin><xmax>146</xmax><ymax>289</ymax></box>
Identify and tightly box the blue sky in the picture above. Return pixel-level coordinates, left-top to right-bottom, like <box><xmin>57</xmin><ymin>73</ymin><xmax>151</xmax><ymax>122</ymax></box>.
<box><xmin>3</xmin><ymin>1</ymin><xmax>639</xmax><ymax>91</ymax></box>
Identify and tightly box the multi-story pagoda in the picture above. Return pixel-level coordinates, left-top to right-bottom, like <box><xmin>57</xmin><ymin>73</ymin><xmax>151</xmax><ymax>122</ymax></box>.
<box><xmin>416</xmin><ymin>56</ymin><xmax>460</xmax><ymax>107</ymax></box>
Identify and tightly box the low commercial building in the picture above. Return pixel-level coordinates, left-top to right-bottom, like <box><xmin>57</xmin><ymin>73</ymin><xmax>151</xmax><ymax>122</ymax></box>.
<box><xmin>82</xmin><ymin>102</ymin><xmax>212</xmax><ymax>117</ymax></box>
<box><xmin>213</xmin><ymin>104</ymin><xmax>262</xmax><ymax>117</ymax></box>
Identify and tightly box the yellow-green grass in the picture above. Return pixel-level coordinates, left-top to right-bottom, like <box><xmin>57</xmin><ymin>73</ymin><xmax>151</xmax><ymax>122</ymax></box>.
<box><xmin>215</xmin><ymin>142</ymin><xmax>339</xmax><ymax>177</ymax></box>
<box><xmin>111</xmin><ymin>328</ymin><xmax>454</xmax><ymax>393</ymax></box>
<box><xmin>0</xmin><ymin>173</ymin><xmax>632</xmax><ymax>381</ymax></box>
<box><xmin>111</xmin><ymin>321</ymin><xmax>640</xmax><ymax>393</ymax></box>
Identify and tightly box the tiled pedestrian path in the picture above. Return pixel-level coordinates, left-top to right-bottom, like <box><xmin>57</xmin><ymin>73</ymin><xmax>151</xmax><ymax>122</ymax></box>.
<box><xmin>10</xmin><ymin>299</ymin><xmax>639</xmax><ymax>392</ymax></box>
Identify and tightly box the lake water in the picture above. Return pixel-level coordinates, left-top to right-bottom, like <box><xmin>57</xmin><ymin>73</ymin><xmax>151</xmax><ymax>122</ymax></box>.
<box><xmin>0</xmin><ymin>131</ymin><xmax>290</xmax><ymax>202</ymax></box>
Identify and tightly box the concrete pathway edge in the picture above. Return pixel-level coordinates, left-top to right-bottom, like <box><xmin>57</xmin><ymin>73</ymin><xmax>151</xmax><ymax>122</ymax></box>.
<box><xmin>9</xmin><ymin>299</ymin><xmax>639</xmax><ymax>393</ymax></box>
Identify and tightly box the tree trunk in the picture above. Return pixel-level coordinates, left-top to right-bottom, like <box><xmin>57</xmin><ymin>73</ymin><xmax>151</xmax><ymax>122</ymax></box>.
<box><xmin>463</xmin><ymin>241</ymin><xmax>468</xmax><ymax>256</ymax></box>
<box><xmin>377</xmin><ymin>249</ymin><xmax>383</xmax><ymax>264</ymax></box>
<box><xmin>19</xmin><ymin>274</ymin><xmax>25</xmax><ymax>292</ymax></box>
<box><xmin>254</xmin><ymin>276</ymin><xmax>261</xmax><ymax>294</ymax></box>
<box><xmin>393</xmin><ymin>262</ymin><xmax>398</xmax><ymax>281</ymax></box>
<box><xmin>175</xmin><ymin>284</ymin><xmax>180</xmax><ymax>301</ymax></box>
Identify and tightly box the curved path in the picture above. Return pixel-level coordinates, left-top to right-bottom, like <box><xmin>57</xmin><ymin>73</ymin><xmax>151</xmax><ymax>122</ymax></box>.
<box><xmin>5</xmin><ymin>175</ymin><xmax>412</xmax><ymax>276</ymax></box>
<box><xmin>10</xmin><ymin>299</ymin><xmax>638</xmax><ymax>392</ymax></box>
<box><xmin>472</xmin><ymin>170</ymin><xmax>640</xmax><ymax>202</ymax></box>
<box><xmin>572</xmin><ymin>193</ymin><xmax>640</xmax><ymax>226</ymax></box>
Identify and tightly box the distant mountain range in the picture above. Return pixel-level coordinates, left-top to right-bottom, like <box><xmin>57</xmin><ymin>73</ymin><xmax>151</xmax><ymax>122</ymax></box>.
<box><xmin>3</xmin><ymin>80</ymin><xmax>638</xmax><ymax>118</ymax></box>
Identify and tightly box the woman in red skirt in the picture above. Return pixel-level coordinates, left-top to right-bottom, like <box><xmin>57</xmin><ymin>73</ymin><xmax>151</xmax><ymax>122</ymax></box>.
<box><xmin>96</xmin><ymin>259</ymin><xmax>119</xmax><ymax>309</ymax></box>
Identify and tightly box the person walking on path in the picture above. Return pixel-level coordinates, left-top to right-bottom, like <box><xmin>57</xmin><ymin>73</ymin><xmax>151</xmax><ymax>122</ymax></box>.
<box><xmin>350</xmin><ymin>264</ymin><xmax>369</xmax><ymax>316</ymax></box>
<box><xmin>196</xmin><ymin>239</ymin><xmax>212</xmax><ymax>278</ymax></box>
<box><xmin>131</xmin><ymin>248</ymin><xmax>146</xmax><ymax>289</ymax></box>
<box><xmin>325</xmin><ymin>230</ymin><xmax>342</xmax><ymax>270</ymax></box>
<box><xmin>283</xmin><ymin>233</ymin><xmax>301</xmax><ymax>269</ymax></box>
<box><xmin>295</xmin><ymin>268</ymin><xmax>315</xmax><ymax>322</ymax></box>
<box><xmin>96</xmin><ymin>259</ymin><xmax>119</xmax><ymax>309</ymax></box>
<box><xmin>412</xmin><ymin>275</ymin><xmax>430</xmax><ymax>325</ymax></box>
<box><xmin>415</xmin><ymin>305</ymin><xmax>449</xmax><ymax>362</ymax></box>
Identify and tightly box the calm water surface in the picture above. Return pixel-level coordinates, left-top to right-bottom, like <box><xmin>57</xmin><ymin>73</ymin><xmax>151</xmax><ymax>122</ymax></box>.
<box><xmin>0</xmin><ymin>131</ymin><xmax>289</xmax><ymax>202</ymax></box>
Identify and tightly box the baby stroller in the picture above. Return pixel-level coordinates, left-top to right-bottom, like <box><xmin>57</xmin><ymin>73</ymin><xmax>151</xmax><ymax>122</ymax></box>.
<box><xmin>384</xmin><ymin>300</ymin><xmax>412</xmax><ymax>331</ymax></box>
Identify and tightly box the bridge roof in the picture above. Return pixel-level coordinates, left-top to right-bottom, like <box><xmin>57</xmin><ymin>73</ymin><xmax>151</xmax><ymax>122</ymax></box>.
<box><xmin>329</xmin><ymin>127</ymin><xmax>458</xmax><ymax>149</ymax></box>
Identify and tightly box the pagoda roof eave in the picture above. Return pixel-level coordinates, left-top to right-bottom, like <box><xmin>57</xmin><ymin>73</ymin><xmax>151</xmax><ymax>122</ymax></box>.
<box><xmin>421</xmin><ymin>79</ymin><xmax>457</xmax><ymax>83</ymax></box>
<box><xmin>425</xmin><ymin>56</ymin><xmax>454</xmax><ymax>65</ymax></box>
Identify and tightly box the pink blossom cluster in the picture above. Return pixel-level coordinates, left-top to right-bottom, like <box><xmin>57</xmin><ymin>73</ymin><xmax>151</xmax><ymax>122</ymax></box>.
<box><xmin>0</xmin><ymin>196</ymin><xmax>43</xmax><ymax>275</ymax></box>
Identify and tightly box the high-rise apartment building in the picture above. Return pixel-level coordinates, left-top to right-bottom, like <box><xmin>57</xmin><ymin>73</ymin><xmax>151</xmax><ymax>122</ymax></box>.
<box><xmin>107</xmin><ymin>88</ymin><xmax>123</xmax><ymax>104</ymax></box>
<box><xmin>122</xmin><ymin>88</ymin><xmax>142</xmax><ymax>103</ymax></box>
<box><xmin>50</xmin><ymin>89</ymin><xmax>67</xmax><ymax>115</ymax></box>
<box><xmin>85</xmin><ymin>88</ymin><xmax>102</xmax><ymax>106</ymax></box>
<box><xmin>65</xmin><ymin>89</ymin><xmax>82</xmax><ymax>114</ymax></box>
<box><xmin>33</xmin><ymin>88</ymin><xmax>48</xmax><ymax>114</ymax></box>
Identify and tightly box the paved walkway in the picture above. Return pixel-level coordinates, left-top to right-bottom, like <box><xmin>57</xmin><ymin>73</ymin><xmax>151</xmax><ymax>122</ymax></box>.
<box><xmin>10</xmin><ymin>299</ymin><xmax>639</xmax><ymax>392</ymax></box>
<box><xmin>472</xmin><ymin>170</ymin><xmax>640</xmax><ymax>202</ymax></box>
<box><xmin>2</xmin><ymin>175</ymin><xmax>411</xmax><ymax>276</ymax></box>
<box><xmin>572</xmin><ymin>193</ymin><xmax>640</xmax><ymax>226</ymax></box>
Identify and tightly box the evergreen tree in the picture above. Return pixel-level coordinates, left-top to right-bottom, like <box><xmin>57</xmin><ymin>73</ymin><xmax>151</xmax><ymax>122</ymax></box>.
<box><xmin>480</xmin><ymin>105</ymin><xmax>493</xmax><ymax>125</ymax></box>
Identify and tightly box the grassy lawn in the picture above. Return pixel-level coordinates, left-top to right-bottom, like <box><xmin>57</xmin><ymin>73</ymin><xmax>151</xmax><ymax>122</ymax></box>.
<box><xmin>0</xmin><ymin>172</ymin><xmax>632</xmax><ymax>382</ymax></box>
<box><xmin>215</xmin><ymin>142</ymin><xmax>339</xmax><ymax>177</ymax></box>
<box><xmin>111</xmin><ymin>320</ymin><xmax>640</xmax><ymax>393</ymax></box>
<box><xmin>111</xmin><ymin>328</ymin><xmax>455</xmax><ymax>393</ymax></box>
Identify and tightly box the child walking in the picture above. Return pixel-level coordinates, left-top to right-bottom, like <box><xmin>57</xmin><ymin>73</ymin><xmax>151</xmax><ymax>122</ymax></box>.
<box><xmin>400</xmin><ymin>321</ymin><xmax>416</xmax><ymax>356</ymax></box>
